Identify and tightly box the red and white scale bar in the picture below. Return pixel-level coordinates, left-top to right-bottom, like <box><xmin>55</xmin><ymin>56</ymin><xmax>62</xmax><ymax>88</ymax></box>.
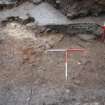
<box><xmin>47</xmin><ymin>48</ymin><xmax>85</xmax><ymax>80</ymax></box>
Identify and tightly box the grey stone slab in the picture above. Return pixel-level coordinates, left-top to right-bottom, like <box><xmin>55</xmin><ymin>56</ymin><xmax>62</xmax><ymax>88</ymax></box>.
<box><xmin>0</xmin><ymin>2</ymin><xmax>72</xmax><ymax>26</ymax></box>
<box><xmin>0</xmin><ymin>2</ymin><xmax>34</xmax><ymax>21</ymax></box>
<box><xmin>29</xmin><ymin>2</ymin><xmax>71</xmax><ymax>25</ymax></box>
<box><xmin>78</xmin><ymin>34</ymin><xmax>96</xmax><ymax>41</ymax></box>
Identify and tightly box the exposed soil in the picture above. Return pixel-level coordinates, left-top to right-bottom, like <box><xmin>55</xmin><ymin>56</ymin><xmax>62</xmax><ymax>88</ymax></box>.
<box><xmin>0</xmin><ymin>20</ymin><xmax>105</xmax><ymax>105</ymax></box>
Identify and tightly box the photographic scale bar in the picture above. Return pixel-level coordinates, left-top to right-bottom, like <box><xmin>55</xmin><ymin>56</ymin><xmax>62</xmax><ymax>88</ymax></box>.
<box><xmin>47</xmin><ymin>48</ymin><xmax>85</xmax><ymax>80</ymax></box>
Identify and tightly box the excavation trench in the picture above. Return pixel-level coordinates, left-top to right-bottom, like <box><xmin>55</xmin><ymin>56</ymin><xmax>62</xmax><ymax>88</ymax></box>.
<box><xmin>0</xmin><ymin>1</ymin><xmax>105</xmax><ymax>105</ymax></box>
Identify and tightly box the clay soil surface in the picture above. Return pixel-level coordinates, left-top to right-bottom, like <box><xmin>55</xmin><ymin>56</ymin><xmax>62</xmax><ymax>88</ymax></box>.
<box><xmin>0</xmin><ymin>22</ymin><xmax>105</xmax><ymax>105</ymax></box>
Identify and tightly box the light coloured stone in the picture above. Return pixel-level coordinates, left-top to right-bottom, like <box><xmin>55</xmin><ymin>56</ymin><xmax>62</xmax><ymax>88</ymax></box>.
<box><xmin>78</xmin><ymin>34</ymin><xmax>96</xmax><ymax>41</ymax></box>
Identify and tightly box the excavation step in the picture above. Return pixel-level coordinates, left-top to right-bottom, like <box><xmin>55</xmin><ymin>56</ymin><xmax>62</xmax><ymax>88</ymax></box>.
<box><xmin>45</xmin><ymin>23</ymin><xmax>103</xmax><ymax>36</ymax></box>
<box><xmin>0</xmin><ymin>2</ymin><xmax>103</xmax><ymax>36</ymax></box>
